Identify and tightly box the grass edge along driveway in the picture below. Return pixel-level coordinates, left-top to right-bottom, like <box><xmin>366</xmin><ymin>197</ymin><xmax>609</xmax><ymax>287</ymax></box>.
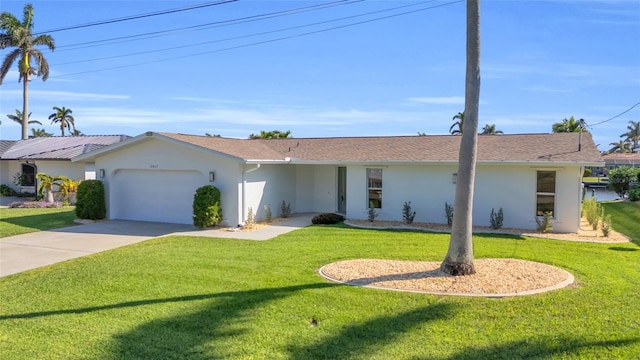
<box><xmin>0</xmin><ymin>207</ymin><xmax>77</xmax><ymax>238</ymax></box>
<box><xmin>1</xmin><ymin>208</ymin><xmax>639</xmax><ymax>359</ymax></box>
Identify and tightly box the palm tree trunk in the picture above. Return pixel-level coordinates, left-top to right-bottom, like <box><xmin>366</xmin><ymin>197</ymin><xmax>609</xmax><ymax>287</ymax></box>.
<box><xmin>441</xmin><ymin>0</ymin><xmax>480</xmax><ymax>276</ymax></box>
<box><xmin>22</xmin><ymin>74</ymin><xmax>29</xmax><ymax>140</ymax></box>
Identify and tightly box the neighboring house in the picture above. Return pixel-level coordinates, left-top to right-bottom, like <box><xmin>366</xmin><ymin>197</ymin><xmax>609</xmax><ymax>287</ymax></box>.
<box><xmin>73</xmin><ymin>131</ymin><xmax>602</xmax><ymax>233</ymax></box>
<box><xmin>603</xmin><ymin>153</ymin><xmax>640</xmax><ymax>172</ymax></box>
<box><xmin>1</xmin><ymin>135</ymin><xmax>129</xmax><ymax>193</ymax></box>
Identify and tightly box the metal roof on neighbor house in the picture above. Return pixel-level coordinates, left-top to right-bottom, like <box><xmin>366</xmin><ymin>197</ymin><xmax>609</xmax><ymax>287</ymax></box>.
<box><xmin>160</xmin><ymin>132</ymin><xmax>603</xmax><ymax>165</ymax></box>
<box><xmin>1</xmin><ymin>135</ymin><xmax>130</xmax><ymax>160</ymax></box>
<box><xmin>0</xmin><ymin>140</ymin><xmax>16</xmax><ymax>156</ymax></box>
<box><xmin>603</xmin><ymin>153</ymin><xmax>640</xmax><ymax>166</ymax></box>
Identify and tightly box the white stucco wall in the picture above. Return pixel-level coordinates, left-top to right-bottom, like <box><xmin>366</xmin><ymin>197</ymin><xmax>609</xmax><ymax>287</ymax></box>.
<box><xmin>243</xmin><ymin>164</ymin><xmax>296</xmax><ymax>223</ymax></box>
<box><xmin>0</xmin><ymin>160</ymin><xmax>88</xmax><ymax>192</ymax></box>
<box><xmin>294</xmin><ymin>165</ymin><xmax>336</xmax><ymax>214</ymax></box>
<box><xmin>94</xmin><ymin>138</ymin><xmax>243</xmax><ymax>225</ymax></box>
<box><xmin>344</xmin><ymin>163</ymin><xmax>582</xmax><ymax>233</ymax></box>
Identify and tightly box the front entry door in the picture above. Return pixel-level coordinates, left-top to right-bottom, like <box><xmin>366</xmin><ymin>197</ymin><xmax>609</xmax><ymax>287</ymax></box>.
<box><xmin>338</xmin><ymin>167</ymin><xmax>347</xmax><ymax>214</ymax></box>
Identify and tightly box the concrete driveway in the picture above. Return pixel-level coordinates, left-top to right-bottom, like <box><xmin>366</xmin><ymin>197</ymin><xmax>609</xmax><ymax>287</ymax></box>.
<box><xmin>0</xmin><ymin>220</ymin><xmax>197</xmax><ymax>277</ymax></box>
<box><xmin>0</xmin><ymin>215</ymin><xmax>314</xmax><ymax>277</ymax></box>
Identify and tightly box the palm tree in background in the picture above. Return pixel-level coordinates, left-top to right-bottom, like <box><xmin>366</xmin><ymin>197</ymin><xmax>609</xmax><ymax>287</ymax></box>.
<box><xmin>441</xmin><ymin>0</ymin><xmax>480</xmax><ymax>276</ymax></box>
<box><xmin>48</xmin><ymin>106</ymin><xmax>75</xmax><ymax>136</ymax></box>
<box><xmin>620</xmin><ymin>120</ymin><xmax>640</xmax><ymax>151</ymax></box>
<box><xmin>0</xmin><ymin>4</ymin><xmax>55</xmax><ymax>140</ymax></box>
<box><xmin>551</xmin><ymin>116</ymin><xmax>586</xmax><ymax>133</ymax></box>
<box><xmin>249</xmin><ymin>130</ymin><xmax>292</xmax><ymax>139</ymax></box>
<box><xmin>31</xmin><ymin>128</ymin><xmax>52</xmax><ymax>137</ymax></box>
<box><xmin>6</xmin><ymin>109</ymin><xmax>41</xmax><ymax>126</ymax></box>
<box><xmin>449</xmin><ymin>112</ymin><xmax>464</xmax><ymax>135</ymax></box>
<box><xmin>608</xmin><ymin>140</ymin><xmax>632</xmax><ymax>154</ymax></box>
<box><xmin>480</xmin><ymin>124</ymin><xmax>503</xmax><ymax>135</ymax></box>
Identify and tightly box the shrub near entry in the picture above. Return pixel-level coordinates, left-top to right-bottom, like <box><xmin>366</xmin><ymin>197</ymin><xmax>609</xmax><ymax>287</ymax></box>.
<box><xmin>193</xmin><ymin>185</ymin><xmax>222</xmax><ymax>228</ymax></box>
<box><xmin>75</xmin><ymin>180</ymin><xmax>106</xmax><ymax>220</ymax></box>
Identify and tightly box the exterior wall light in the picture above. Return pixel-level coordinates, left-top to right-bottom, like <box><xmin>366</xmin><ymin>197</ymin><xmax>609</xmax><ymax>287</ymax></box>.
<box><xmin>99</xmin><ymin>169</ymin><xmax>105</xmax><ymax>178</ymax></box>
<box><xmin>209</xmin><ymin>171</ymin><xmax>215</xmax><ymax>182</ymax></box>
<box><xmin>452</xmin><ymin>173</ymin><xmax>457</xmax><ymax>184</ymax></box>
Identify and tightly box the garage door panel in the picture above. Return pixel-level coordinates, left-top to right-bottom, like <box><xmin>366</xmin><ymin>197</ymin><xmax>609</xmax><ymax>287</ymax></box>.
<box><xmin>112</xmin><ymin>170</ymin><xmax>203</xmax><ymax>224</ymax></box>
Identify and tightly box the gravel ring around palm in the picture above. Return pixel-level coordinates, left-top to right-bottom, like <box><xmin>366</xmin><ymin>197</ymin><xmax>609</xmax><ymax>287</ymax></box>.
<box><xmin>319</xmin><ymin>258</ymin><xmax>575</xmax><ymax>298</ymax></box>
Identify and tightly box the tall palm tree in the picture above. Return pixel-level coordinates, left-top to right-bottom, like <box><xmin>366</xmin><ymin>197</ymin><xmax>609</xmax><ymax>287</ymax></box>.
<box><xmin>608</xmin><ymin>140</ymin><xmax>632</xmax><ymax>154</ymax></box>
<box><xmin>48</xmin><ymin>106</ymin><xmax>75</xmax><ymax>136</ymax></box>
<box><xmin>441</xmin><ymin>0</ymin><xmax>480</xmax><ymax>276</ymax></box>
<box><xmin>0</xmin><ymin>4</ymin><xmax>55</xmax><ymax>140</ymax></box>
<box><xmin>30</xmin><ymin>128</ymin><xmax>52</xmax><ymax>137</ymax></box>
<box><xmin>551</xmin><ymin>116</ymin><xmax>586</xmax><ymax>133</ymax></box>
<box><xmin>480</xmin><ymin>124</ymin><xmax>503</xmax><ymax>135</ymax></box>
<box><xmin>6</xmin><ymin>109</ymin><xmax>41</xmax><ymax>126</ymax></box>
<box><xmin>620</xmin><ymin>120</ymin><xmax>640</xmax><ymax>151</ymax></box>
<box><xmin>449</xmin><ymin>112</ymin><xmax>464</xmax><ymax>135</ymax></box>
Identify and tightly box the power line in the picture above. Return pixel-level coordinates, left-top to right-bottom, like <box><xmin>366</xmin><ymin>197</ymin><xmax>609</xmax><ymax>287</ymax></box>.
<box><xmin>52</xmin><ymin>0</ymin><xmax>437</xmax><ymax>66</ymax></box>
<box><xmin>55</xmin><ymin>0</ymin><xmax>360</xmax><ymax>51</ymax></box>
<box><xmin>587</xmin><ymin>102</ymin><xmax>640</xmax><ymax>127</ymax></box>
<box><xmin>50</xmin><ymin>0</ymin><xmax>463</xmax><ymax>78</ymax></box>
<box><xmin>33</xmin><ymin>0</ymin><xmax>238</xmax><ymax>35</ymax></box>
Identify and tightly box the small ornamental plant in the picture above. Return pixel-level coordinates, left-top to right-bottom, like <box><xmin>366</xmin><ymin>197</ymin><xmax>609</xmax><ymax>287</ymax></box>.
<box><xmin>264</xmin><ymin>204</ymin><xmax>272</xmax><ymax>223</ymax></box>
<box><xmin>367</xmin><ymin>207</ymin><xmax>378</xmax><ymax>222</ymax></box>
<box><xmin>280</xmin><ymin>200</ymin><xmax>291</xmax><ymax>218</ymax></box>
<box><xmin>490</xmin><ymin>207</ymin><xmax>504</xmax><ymax>230</ymax></box>
<box><xmin>601</xmin><ymin>214</ymin><xmax>612</xmax><ymax>237</ymax></box>
<box><xmin>402</xmin><ymin>201</ymin><xmax>416</xmax><ymax>224</ymax></box>
<box><xmin>245</xmin><ymin>207</ymin><xmax>256</xmax><ymax>228</ymax></box>
<box><xmin>445</xmin><ymin>202</ymin><xmax>454</xmax><ymax>226</ymax></box>
<box><xmin>535</xmin><ymin>211</ymin><xmax>553</xmax><ymax>233</ymax></box>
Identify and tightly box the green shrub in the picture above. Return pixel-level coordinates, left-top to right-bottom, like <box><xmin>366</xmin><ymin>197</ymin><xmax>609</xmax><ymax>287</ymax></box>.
<box><xmin>192</xmin><ymin>185</ymin><xmax>222</xmax><ymax>228</ymax></box>
<box><xmin>402</xmin><ymin>201</ymin><xmax>416</xmax><ymax>224</ymax></box>
<box><xmin>535</xmin><ymin>211</ymin><xmax>553</xmax><ymax>233</ymax></box>
<box><xmin>0</xmin><ymin>184</ymin><xmax>16</xmax><ymax>196</ymax></box>
<box><xmin>582</xmin><ymin>197</ymin><xmax>600</xmax><ymax>229</ymax></box>
<box><xmin>601</xmin><ymin>214</ymin><xmax>612</xmax><ymax>237</ymax></box>
<box><xmin>583</xmin><ymin>168</ymin><xmax>592</xmax><ymax>177</ymax></box>
<box><xmin>608</xmin><ymin>166</ymin><xmax>640</xmax><ymax>198</ymax></box>
<box><xmin>490</xmin><ymin>208</ymin><xmax>504</xmax><ymax>229</ymax></box>
<box><xmin>280</xmin><ymin>200</ymin><xmax>291</xmax><ymax>218</ymax></box>
<box><xmin>312</xmin><ymin>213</ymin><xmax>345</xmax><ymax>225</ymax></box>
<box><xmin>629</xmin><ymin>186</ymin><xmax>640</xmax><ymax>202</ymax></box>
<box><xmin>445</xmin><ymin>202</ymin><xmax>454</xmax><ymax>226</ymax></box>
<box><xmin>75</xmin><ymin>180</ymin><xmax>106</xmax><ymax>220</ymax></box>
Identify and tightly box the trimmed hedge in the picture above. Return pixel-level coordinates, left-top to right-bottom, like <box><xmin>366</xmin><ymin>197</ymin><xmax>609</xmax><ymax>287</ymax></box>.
<box><xmin>75</xmin><ymin>180</ymin><xmax>106</xmax><ymax>220</ymax></box>
<box><xmin>193</xmin><ymin>185</ymin><xmax>222</xmax><ymax>228</ymax></box>
<box><xmin>312</xmin><ymin>213</ymin><xmax>345</xmax><ymax>225</ymax></box>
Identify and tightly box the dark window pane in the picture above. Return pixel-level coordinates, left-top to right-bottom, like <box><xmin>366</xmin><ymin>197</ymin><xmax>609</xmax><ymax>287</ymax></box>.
<box><xmin>369</xmin><ymin>190</ymin><xmax>382</xmax><ymax>209</ymax></box>
<box><xmin>537</xmin><ymin>171</ymin><xmax>556</xmax><ymax>193</ymax></box>
<box><xmin>536</xmin><ymin>195</ymin><xmax>554</xmax><ymax>216</ymax></box>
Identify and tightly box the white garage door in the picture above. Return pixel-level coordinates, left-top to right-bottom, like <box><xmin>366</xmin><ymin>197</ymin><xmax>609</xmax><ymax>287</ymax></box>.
<box><xmin>111</xmin><ymin>169</ymin><xmax>203</xmax><ymax>224</ymax></box>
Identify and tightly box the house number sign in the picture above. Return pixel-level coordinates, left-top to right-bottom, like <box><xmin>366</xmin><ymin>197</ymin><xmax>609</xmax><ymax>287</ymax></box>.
<box><xmin>150</xmin><ymin>164</ymin><xmax>159</xmax><ymax>168</ymax></box>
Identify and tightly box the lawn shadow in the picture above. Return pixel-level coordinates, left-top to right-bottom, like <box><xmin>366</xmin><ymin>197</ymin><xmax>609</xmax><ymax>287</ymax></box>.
<box><xmin>287</xmin><ymin>302</ymin><xmax>457</xmax><ymax>360</ymax></box>
<box><xmin>609</xmin><ymin>246</ymin><xmax>638</xmax><ymax>252</ymax></box>
<box><xmin>426</xmin><ymin>335</ymin><xmax>640</xmax><ymax>360</ymax></box>
<box><xmin>1</xmin><ymin>210</ymin><xmax>77</xmax><ymax>232</ymax></box>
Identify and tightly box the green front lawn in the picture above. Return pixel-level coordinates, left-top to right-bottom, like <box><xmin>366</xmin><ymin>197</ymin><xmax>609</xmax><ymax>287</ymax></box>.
<box><xmin>602</xmin><ymin>201</ymin><xmax>640</xmax><ymax>244</ymax></box>
<box><xmin>0</xmin><ymin>207</ymin><xmax>77</xmax><ymax>238</ymax></box>
<box><xmin>1</xmin><ymin>223</ymin><xmax>639</xmax><ymax>359</ymax></box>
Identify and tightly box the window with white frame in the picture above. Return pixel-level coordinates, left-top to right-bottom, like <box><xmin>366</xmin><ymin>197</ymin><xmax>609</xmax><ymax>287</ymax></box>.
<box><xmin>536</xmin><ymin>171</ymin><xmax>556</xmax><ymax>216</ymax></box>
<box><xmin>367</xmin><ymin>168</ymin><xmax>382</xmax><ymax>209</ymax></box>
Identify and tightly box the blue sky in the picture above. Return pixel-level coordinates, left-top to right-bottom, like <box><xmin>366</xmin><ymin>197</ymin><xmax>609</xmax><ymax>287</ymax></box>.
<box><xmin>1</xmin><ymin>0</ymin><xmax>638</xmax><ymax>152</ymax></box>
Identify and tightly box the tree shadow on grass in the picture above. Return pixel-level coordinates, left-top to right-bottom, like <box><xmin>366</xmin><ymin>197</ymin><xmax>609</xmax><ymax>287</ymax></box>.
<box><xmin>0</xmin><ymin>210</ymin><xmax>77</xmax><ymax>232</ymax></box>
<box><xmin>287</xmin><ymin>303</ymin><xmax>457</xmax><ymax>360</ymax></box>
<box><xmin>419</xmin><ymin>336</ymin><xmax>639</xmax><ymax>360</ymax></box>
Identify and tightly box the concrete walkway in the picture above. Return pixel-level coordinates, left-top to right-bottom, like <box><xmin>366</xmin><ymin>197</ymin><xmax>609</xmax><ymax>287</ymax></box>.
<box><xmin>0</xmin><ymin>214</ymin><xmax>314</xmax><ymax>277</ymax></box>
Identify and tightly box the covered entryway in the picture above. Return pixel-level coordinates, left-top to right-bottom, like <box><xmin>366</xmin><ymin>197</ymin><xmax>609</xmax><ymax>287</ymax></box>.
<box><xmin>110</xmin><ymin>169</ymin><xmax>204</xmax><ymax>224</ymax></box>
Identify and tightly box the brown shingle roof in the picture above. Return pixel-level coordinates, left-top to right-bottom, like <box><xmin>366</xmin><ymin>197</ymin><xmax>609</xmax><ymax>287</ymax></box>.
<box><xmin>602</xmin><ymin>153</ymin><xmax>640</xmax><ymax>166</ymax></box>
<box><xmin>158</xmin><ymin>132</ymin><xmax>602</xmax><ymax>165</ymax></box>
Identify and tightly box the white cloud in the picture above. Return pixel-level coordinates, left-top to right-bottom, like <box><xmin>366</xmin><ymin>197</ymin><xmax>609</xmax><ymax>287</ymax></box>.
<box><xmin>1</xmin><ymin>89</ymin><xmax>130</xmax><ymax>101</ymax></box>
